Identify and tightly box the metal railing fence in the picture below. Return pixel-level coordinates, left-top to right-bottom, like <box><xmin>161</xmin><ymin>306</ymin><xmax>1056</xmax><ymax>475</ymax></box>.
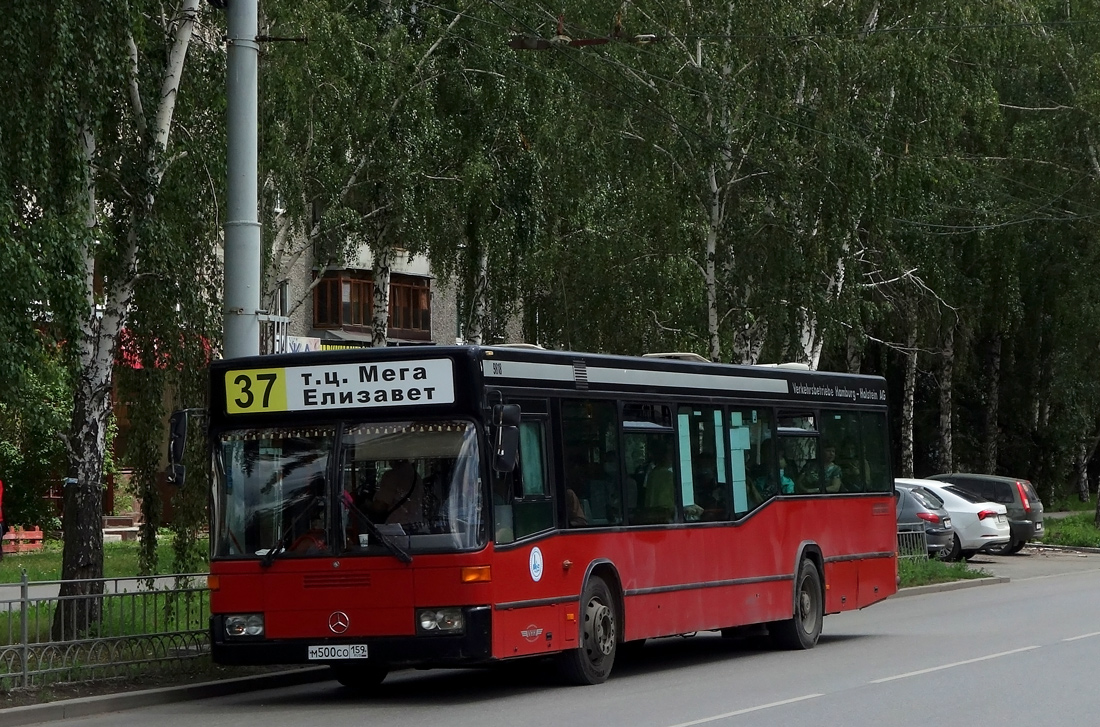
<box><xmin>897</xmin><ymin>523</ymin><xmax>929</xmax><ymax>560</ymax></box>
<box><xmin>0</xmin><ymin>572</ymin><xmax>209</xmax><ymax>690</ymax></box>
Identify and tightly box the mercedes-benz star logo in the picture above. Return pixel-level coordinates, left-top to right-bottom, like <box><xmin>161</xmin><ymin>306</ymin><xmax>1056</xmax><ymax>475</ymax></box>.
<box><xmin>328</xmin><ymin>611</ymin><xmax>350</xmax><ymax>634</ymax></box>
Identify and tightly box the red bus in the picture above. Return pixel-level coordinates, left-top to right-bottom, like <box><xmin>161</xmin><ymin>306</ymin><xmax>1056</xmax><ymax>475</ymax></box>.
<box><xmin>199</xmin><ymin>345</ymin><xmax>896</xmax><ymax>688</ymax></box>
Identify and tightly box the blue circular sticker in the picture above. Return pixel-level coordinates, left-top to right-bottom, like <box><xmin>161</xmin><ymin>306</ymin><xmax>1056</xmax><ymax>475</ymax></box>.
<box><xmin>529</xmin><ymin>546</ymin><xmax>544</xmax><ymax>582</ymax></box>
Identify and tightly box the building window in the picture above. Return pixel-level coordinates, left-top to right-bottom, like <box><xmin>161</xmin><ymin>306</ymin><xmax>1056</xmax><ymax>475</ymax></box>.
<box><xmin>314</xmin><ymin>277</ymin><xmax>340</xmax><ymax>327</ymax></box>
<box><xmin>389</xmin><ymin>277</ymin><xmax>431</xmax><ymax>339</ymax></box>
<box><xmin>313</xmin><ymin>270</ymin><xmax>431</xmax><ymax>340</ymax></box>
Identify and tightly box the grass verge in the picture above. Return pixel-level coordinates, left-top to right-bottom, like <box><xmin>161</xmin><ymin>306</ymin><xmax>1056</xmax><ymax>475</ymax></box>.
<box><xmin>898</xmin><ymin>557</ymin><xmax>990</xmax><ymax>588</ymax></box>
<box><xmin>1039</xmin><ymin>512</ymin><xmax>1100</xmax><ymax>548</ymax></box>
<box><xmin>0</xmin><ymin>538</ymin><xmax>208</xmax><ymax>584</ymax></box>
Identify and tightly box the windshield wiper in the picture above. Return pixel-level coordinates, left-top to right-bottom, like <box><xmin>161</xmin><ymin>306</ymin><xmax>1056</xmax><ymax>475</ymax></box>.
<box><xmin>260</xmin><ymin>496</ymin><xmax>322</xmax><ymax>568</ymax></box>
<box><xmin>346</xmin><ymin>500</ymin><xmax>413</xmax><ymax>564</ymax></box>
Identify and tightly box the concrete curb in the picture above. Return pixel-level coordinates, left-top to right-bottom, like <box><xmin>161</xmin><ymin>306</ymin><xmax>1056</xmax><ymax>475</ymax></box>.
<box><xmin>893</xmin><ymin>575</ymin><xmax>1010</xmax><ymax>598</ymax></box>
<box><xmin>1</xmin><ymin>666</ymin><xmax>332</xmax><ymax>727</ymax></box>
<box><xmin>1027</xmin><ymin>543</ymin><xmax>1100</xmax><ymax>555</ymax></box>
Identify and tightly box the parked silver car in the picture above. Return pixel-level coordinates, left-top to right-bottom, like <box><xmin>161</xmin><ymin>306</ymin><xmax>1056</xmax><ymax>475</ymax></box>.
<box><xmin>895</xmin><ymin>482</ymin><xmax>954</xmax><ymax>557</ymax></box>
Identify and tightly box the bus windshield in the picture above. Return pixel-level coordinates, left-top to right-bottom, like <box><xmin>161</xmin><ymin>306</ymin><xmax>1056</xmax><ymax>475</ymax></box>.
<box><xmin>213</xmin><ymin>420</ymin><xmax>484</xmax><ymax>558</ymax></box>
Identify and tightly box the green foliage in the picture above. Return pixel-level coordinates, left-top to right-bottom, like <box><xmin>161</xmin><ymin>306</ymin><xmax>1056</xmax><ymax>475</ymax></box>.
<box><xmin>1039</xmin><ymin>513</ymin><xmax>1100</xmax><ymax>549</ymax></box>
<box><xmin>898</xmin><ymin>557</ymin><xmax>991</xmax><ymax>588</ymax></box>
<box><xmin>0</xmin><ymin>345</ymin><xmax>71</xmax><ymax>527</ymax></box>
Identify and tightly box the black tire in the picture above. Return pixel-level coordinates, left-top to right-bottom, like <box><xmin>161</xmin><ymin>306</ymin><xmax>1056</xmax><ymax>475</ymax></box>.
<box><xmin>558</xmin><ymin>576</ymin><xmax>617</xmax><ymax>685</ymax></box>
<box><xmin>991</xmin><ymin>539</ymin><xmax>1020</xmax><ymax>556</ymax></box>
<box><xmin>1007</xmin><ymin>539</ymin><xmax>1026</xmax><ymax>555</ymax></box>
<box><xmin>769</xmin><ymin>559</ymin><xmax>823</xmax><ymax>650</ymax></box>
<box><xmin>961</xmin><ymin>550</ymin><xmax>978</xmax><ymax>561</ymax></box>
<box><xmin>331</xmin><ymin>664</ymin><xmax>389</xmax><ymax>692</ymax></box>
<box><xmin>940</xmin><ymin>534</ymin><xmax>962</xmax><ymax>562</ymax></box>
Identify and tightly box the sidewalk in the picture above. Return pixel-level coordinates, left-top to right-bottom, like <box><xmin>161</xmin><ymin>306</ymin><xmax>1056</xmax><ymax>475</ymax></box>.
<box><xmin>2</xmin><ymin>667</ymin><xmax>333</xmax><ymax>727</ymax></box>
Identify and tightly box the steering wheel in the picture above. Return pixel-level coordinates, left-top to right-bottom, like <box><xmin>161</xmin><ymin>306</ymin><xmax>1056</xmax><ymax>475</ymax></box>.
<box><xmin>289</xmin><ymin>530</ymin><xmax>326</xmax><ymax>553</ymax></box>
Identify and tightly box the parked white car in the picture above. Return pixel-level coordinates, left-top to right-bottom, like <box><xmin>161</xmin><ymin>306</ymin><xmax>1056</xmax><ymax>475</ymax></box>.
<box><xmin>895</xmin><ymin>478</ymin><xmax>1010</xmax><ymax>561</ymax></box>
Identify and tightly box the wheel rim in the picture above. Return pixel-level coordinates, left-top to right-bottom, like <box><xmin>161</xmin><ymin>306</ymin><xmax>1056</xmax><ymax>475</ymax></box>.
<box><xmin>798</xmin><ymin>576</ymin><xmax>817</xmax><ymax>634</ymax></box>
<box><xmin>583</xmin><ymin>596</ymin><xmax>616</xmax><ymax>661</ymax></box>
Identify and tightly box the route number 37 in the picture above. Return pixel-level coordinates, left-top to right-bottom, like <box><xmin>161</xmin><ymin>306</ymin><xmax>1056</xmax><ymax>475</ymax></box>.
<box><xmin>225</xmin><ymin>369</ymin><xmax>286</xmax><ymax>413</ymax></box>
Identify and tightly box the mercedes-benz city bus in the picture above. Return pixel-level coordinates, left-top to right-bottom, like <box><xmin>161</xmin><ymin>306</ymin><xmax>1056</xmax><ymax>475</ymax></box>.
<box><xmin>189</xmin><ymin>345</ymin><xmax>897</xmax><ymax>688</ymax></box>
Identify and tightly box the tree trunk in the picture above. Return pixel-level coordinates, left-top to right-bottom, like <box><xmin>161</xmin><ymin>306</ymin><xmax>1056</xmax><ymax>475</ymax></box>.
<box><xmin>1074</xmin><ymin>438</ymin><xmax>1090</xmax><ymax>503</ymax></box>
<box><xmin>463</xmin><ymin>235</ymin><xmax>488</xmax><ymax>345</ymax></box>
<box><xmin>900</xmin><ymin>323</ymin><xmax>917</xmax><ymax>478</ymax></box>
<box><xmin>53</xmin><ymin>124</ymin><xmax>109</xmax><ymax>638</ymax></box>
<box><xmin>706</xmin><ymin>165</ymin><xmax>721</xmax><ymax>362</ymax></box>
<box><xmin>845</xmin><ymin>326</ymin><xmax>861</xmax><ymax>374</ymax></box>
<box><xmin>937</xmin><ymin>322</ymin><xmax>954</xmax><ymax>472</ymax></box>
<box><xmin>731</xmin><ymin>313</ymin><xmax>766</xmax><ymax>365</ymax></box>
<box><xmin>982</xmin><ymin>333</ymin><xmax>1002</xmax><ymax>474</ymax></box>
<box><xmin>372</xmin><ymin>242</ymin><xmax>393</xmax><ymax>347</ymax></box>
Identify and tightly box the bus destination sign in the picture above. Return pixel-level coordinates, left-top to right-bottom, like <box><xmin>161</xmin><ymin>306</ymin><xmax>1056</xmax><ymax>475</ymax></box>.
<box><xmin>224</xmin><ymin>358</ymin><xmax>456</xmax><ymax>414</ymax></box>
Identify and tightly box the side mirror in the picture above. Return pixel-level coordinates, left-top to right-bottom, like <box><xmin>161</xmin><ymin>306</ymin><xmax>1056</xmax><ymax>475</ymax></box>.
<box><xmin>167</xmin><ymin>410</ymin><xmax>188</xmax><ymax>486</ymax></box>
<box><xmin>491</xmin><ymin>404</ymin><xmax>521</xmax><ymax>473</ymax></box>
<box><xmin>492</xmin><ymin>403</ymin><xmax>521</xmax><ymax>427</ymax></box>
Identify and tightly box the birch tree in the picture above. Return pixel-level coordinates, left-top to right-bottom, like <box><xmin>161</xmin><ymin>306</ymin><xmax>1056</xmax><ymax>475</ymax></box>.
<box><xmin>12</xmin><ymin>0</ymin><xmax>208</xmax><ymax>634</ymax></box>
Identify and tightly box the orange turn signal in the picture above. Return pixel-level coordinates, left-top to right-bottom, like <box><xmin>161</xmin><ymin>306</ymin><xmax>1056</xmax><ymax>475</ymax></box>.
<box><xmin>207</xmin><ymin>575</ymin><xmax>220</xmax><ymax>591</ymax></box>
<box><xmin>461</xmin><ymin>566</ymin><xmax>491</xmax><ymax>583</ymax></box>
<box><xmin>566</xmin><ymin>612</ymin><xmax>576</xmax><ymax>622</ymax></box>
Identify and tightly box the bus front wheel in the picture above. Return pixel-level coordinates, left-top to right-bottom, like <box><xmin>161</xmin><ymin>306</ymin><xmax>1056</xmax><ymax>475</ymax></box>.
<box><xmin>558</xmin><ymin>576</ymin><xmax>617</xmax><ymax>685</ymax></box>
<box><xmin>769</xmin><ymin>559</ymin><xmax>823</xmax><ymax>650</ymax></box>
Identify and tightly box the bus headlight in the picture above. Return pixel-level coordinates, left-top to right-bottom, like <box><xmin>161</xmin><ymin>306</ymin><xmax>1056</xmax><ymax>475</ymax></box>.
<box><xmin>225</xmin><ymin>613</ymin><xmax>265</xmax><ymax>637</ymax></box>
<box><xmin>417</xmin><ymin>608</ymin><xmax>464</xmax><ymax>634</ymax></box>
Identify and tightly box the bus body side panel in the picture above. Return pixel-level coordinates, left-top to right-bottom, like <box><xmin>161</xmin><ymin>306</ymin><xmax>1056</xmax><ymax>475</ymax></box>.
<box><xmin>488</xmin><ymin>536</ymin><xmax>582</xmax><ymax>659</ymax></box>
<box><xmin>824</xmin><ymin>560</ymin><xmax>860</xmax><ymax>614</ymax></box>
<box><xmin>488</xmin><ymin>493</ymin><xmax>896</xmax><ymax>653</ymax></box>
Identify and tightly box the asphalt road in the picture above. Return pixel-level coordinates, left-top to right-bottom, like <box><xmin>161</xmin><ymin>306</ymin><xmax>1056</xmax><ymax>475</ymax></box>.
<box><xmin>13</xmin><ymin>545</ymin><xmax>1100</xmax><ymax>727</ymax></box>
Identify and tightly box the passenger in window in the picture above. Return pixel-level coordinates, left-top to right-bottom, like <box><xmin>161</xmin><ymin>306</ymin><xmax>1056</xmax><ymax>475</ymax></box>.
<box><xmin>372</xmin><ymin>459</ymin><xmax>424</xmax><ymax>528</ymax></box>
<box><xmin>778</xmin><ymin>457</ymin><xmax>796</xmax><ymax>494</ymax></box>
<box><xmin>821</xmin><ymin>445</ymin><xmax>844</xmax><ymax>492</ymax></box>
<box><xmin>565</xmin><ymin>488</ymin><xmax>588</xmax><ymax>527</ymax></box>
<box><xmin>565</xmin><ymin>453</ymin><xmax>592</xmax><ymax>527</ymax></box>
<box><xmin>748</xmin><ymin>463</ymin><xmax>773</xmax><ymax>503</ymax></box>
<box><xmin>642</xmin><ymin>442</ymin><xmax>676</xmax><ymax>522</ymax></box>
<box><xmin>693</xmin><ymin>451</ymin><xmax>725</xmax><ymax>518</ymax></box>
<box><xmin>837</xmin><ymin>442</ymin><xmax>868</xmax><ymax>492</ymax></box>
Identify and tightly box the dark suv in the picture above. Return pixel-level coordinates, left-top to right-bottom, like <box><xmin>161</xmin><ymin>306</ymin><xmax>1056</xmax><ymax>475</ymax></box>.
<box><xmin>927</xmin><ymin>473</ymin><xmax>1044</xmax><ymax>555</ymax></box>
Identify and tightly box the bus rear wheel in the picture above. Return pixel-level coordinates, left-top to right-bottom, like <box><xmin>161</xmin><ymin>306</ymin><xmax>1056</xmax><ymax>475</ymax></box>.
<box><xmin>769</xmin><ymin>559</ymin><xmax>823</xmax><ymax>650</ymax></box>
<box><xmin>331</xmin><ymin>664</ymin><xmax>389</xmax><ymax>692</ymax></box>
<box><xmin>558</xmin><ymin>576</ymin><xmax>617</xmax><ymax>685</ymax></box>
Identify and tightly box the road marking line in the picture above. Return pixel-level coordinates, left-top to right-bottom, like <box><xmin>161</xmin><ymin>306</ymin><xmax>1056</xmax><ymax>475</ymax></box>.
<box><xmin>665</xmin><ymin>694</ymin><xmax>824</xmax><ymax>727</ymax></box>
<box><xmin>1063</xmin><ymin>631</ymin><xmax>1100</xmax><ymax>642</ymax></box>
<box><xmin>870</xmin><ymin>646</ymin><xmax>1040</xmax><ymax>683</ymax></box>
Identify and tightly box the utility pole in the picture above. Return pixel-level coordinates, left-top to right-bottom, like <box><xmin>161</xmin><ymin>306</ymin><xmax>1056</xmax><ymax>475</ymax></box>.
<box><xmin>222</xmin><ymin>0</ymin><xmax>262</xmax><ymax>358</ymax></box>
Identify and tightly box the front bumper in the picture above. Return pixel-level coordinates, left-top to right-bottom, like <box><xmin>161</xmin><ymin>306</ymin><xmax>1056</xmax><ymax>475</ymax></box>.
<box><xmin>211</xmin><ymin>606</ymin><xmax>492</xmax><ymax>668</ymax></box>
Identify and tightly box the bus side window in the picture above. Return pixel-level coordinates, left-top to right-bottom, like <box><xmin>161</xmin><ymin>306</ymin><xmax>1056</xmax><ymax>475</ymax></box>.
<box><xmin>504</xmin><ymin>420</ymin><xmax>554</xmax><ymax>542</ymax></box>
<box><xmin>860</xmin><ymin>412</ymin><xmax>890</xmax><ymax>492</ymax></box>
<box><xmin>822</xmin><ymin>410</ymin><xmax>866</xmax><ymax>493</ymax></box>
<box><xmin>677</xmin><ymin>406</ymin><xmax>729</xmax><ymax>523</ymax></box>
<box><xmin>560</xmin><ymin>400</ymin><xmax>620</xmax><ymax>528</ymax></box>
<box><xmin>623</xmin><ymin>403</ymin><xmax>677</xmax><ymax>525</ymax></box>
<box><xmin>730</xmin><ymin>408</ymin><xmax>774</xmax><ymax>517</ymax></box>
